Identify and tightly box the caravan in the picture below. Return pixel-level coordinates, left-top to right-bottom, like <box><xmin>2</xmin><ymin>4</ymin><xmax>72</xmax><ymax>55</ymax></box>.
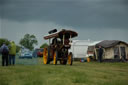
<box><xmin>70</xmin><ymin>40</ymin><xmax>101</xmax><ymax>59</ymax></box>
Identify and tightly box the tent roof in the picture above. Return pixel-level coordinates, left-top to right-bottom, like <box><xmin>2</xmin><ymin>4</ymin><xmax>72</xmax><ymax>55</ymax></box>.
<box><xmin>88</xmin><ymin>41</ymin><xmax>101</xmax><ymax>46</ymax></box>
<box><xmin>95</xmin><ymin>40</ymin><xmax>128</xmax><ymax>48</ymax></box>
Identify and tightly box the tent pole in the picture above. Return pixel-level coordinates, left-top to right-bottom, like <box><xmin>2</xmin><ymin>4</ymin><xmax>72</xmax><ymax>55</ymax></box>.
<box><xmin>103</xmin><ymin>48</ymin><xmax>105</xmax><ymax>60</ymax></box>
<box><xmin>119</xmin><ymin>46</ymin><xmax>121</xmax><ymax>59</ymax></box>
<box><xmin>94</xmin><ymin>47</ymin><xmax>98</xmax><ymax>60</ymax></box>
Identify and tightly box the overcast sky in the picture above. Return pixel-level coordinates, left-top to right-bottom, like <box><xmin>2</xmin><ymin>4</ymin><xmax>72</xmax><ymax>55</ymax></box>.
<box><xmin>0</xmin><ymin>0</ymin><xmax>128</xmax><ymax>47</ymax></box>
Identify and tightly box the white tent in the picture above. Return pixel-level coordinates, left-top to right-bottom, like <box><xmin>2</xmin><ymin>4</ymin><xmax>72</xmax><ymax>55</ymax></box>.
<box><xmin>69</xmin><ymin>40</ymin><xmax>101</xmax><ymax>58</ymax></box>
<box><xmin>69</xmin><ymin>40</ymin><xmax>92</xmax><ymax>58</ymax></box>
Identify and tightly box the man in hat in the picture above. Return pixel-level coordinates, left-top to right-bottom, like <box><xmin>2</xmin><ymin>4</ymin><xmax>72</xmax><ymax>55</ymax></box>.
<box><xmin>98</xmin><ymin>45</ymin><xmax>103</xmax><ymax>63</ymax></box>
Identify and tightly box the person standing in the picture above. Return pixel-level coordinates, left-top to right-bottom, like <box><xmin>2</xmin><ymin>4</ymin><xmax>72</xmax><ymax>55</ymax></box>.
<box><xmin>0</xmin><ymin>43</ymin><xmax>9</xmax><ymax>66</ymax></box>
<box><xmin>9</xmin><ymin>41</ymin><xmax>16</xmax><ymax>65</ymax></box>
<box><xmin>98</xmin><ymin>45</ymin><xmax>103</xmax><ymax>63</ymax></box>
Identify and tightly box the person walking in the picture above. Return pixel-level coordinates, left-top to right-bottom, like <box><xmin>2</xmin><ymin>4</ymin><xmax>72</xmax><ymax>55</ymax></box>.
<box><xmin>98</xmin><ymin>45</ymin><xmax>103</xmax><ymax>63</ymax></box>
<box><xmin>0</xmin><ymin>43</ymin><xmax>9</xmax><ymax>66</ymax></box>
<box><xmin>9</xmin><ymin>41</ymin><xmax>16</xmax><ymax>65</ymax></box>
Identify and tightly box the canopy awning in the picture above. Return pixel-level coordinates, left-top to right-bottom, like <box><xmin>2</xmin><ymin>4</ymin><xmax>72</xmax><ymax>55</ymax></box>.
<box><xmin>44</xmin><ymin>29</ymin><xmax>78</xmax><ymax>40</ymax></box>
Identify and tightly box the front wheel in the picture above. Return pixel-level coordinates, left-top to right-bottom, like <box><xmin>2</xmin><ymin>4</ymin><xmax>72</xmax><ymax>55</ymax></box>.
<box><xmin>53</xmin><ymin>51</ymin><xmax>58</xmax><ymax>65</ymax></box>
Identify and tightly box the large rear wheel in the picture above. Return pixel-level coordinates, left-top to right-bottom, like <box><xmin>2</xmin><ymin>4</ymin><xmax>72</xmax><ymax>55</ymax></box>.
<box><xmin>68</xmin><ymin>52</ymin><xmax>73</xmax><ymax>65</ymax></box>
<box><xmin>43</xmin><ymin>47</ymin><xmax>50</xmax><ymax>64</ymax></box>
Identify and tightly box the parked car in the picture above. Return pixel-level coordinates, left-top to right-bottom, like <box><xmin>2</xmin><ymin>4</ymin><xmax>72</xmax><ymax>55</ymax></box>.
<box><xmin>32</xmin><ymin>48</ymin><xmax>43</xmax><ymax>57</ymax></box>
<box><xmin>19</xmin><ymin>51</ymin><xmax>33</xmax><ymax>59</ymax></box>
<box><xmin>33</xmin><ymin>49</ymin><xmax>39</xmax><ymax>58</ymax></box>
<box><xmin>37</xmin><ymin>48</ymin><xmax>43</xmax><ymax>57</ymax></box>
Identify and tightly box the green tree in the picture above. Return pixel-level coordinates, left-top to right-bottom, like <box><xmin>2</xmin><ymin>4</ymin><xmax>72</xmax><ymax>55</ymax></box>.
<box><xmin>19</xmin><ymin>34</ymin><xmax>38</xmax><ymax>50</ymax></box>
<box><xmin>40</xmin><ymin>43</ymin><xmax>48</xmax><ymax>48</ymax></box>
<box><xmin>0</xmin><ymin>38</ymin><xmax>10</xmax><ymax>47</ymax></box>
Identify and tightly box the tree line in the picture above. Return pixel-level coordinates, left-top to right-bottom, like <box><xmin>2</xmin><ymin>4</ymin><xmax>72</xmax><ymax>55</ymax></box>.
<box><xmin>0</xmin><ymin>34</ymin><xmax>48</xmax><ymax>52</ymax></box>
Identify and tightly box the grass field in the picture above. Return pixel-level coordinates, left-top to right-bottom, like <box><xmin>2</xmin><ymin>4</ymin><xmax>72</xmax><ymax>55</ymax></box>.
<box><xmin>0</xmin><ymin>57</ymin><xmax>128</xmax><ymax>85</ymax></box>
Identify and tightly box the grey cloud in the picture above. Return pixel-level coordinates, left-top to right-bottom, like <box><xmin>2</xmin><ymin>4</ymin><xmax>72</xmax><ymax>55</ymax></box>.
<box><xmin>0</xmin><ymin>0</ymin><xmax>128</xmax><ymax>29</ymax></box>
<box><xmin>0</xmin><ymin>19</ymin><xmax>63</xmax><ymax>46</ymax></box>
<box><xmin>77</xmin><ymin>28</ymin><xmax>128</xmax><ymax>42</ymax></box>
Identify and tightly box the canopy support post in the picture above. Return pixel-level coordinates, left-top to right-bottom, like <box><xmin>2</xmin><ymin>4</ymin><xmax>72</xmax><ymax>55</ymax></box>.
<box><xmin>70</xmin><ymin>35</ymin><xmax>72</xmax><ymax>43</ymax></box>
<box><xmin>63</xmin><ymin>34</ymin><xmax>65</xmax><ymax>45</ymax></box>
<box><xmin>49</xmin><ymin>39</ymin><xmax>51</xmax><ymax>45</ymax></box>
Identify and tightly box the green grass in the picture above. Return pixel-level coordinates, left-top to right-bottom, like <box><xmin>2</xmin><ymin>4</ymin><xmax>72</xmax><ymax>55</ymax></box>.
<box><xmin>0</xmin><ymin>57</ymin><xmax>128</xmax><ymax>85</ymax></box>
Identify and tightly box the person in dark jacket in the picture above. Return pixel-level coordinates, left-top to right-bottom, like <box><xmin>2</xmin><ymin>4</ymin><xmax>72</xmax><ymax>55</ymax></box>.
<box><xmin>98</xmin><ymin>45</ymin><xmax>103</xmax><ymax>63</ymax></box>
<box><xmin>0</xmin><ymin>43</ymin><xmax>9</xmax><ymax>66</ymax></box>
